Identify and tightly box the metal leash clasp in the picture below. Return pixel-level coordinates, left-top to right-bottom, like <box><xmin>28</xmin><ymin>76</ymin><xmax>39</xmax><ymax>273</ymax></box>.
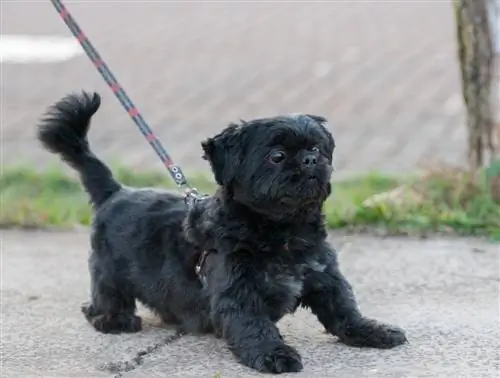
<box><xmin>184</xmin><ymin>187</ymin><xmax>209</xmax><ymax>207</ymax></box>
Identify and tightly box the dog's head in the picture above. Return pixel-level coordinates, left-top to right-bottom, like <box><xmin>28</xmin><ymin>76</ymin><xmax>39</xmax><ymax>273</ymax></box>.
<box><xmin>202</xmin><ymin>114</ymin><xmax>335</xmax><ymax>220</ymax></box>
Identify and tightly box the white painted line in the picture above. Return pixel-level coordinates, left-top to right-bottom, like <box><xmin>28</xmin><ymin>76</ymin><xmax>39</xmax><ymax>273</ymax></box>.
<box><xmin>0</xmin><ymin>34</ymin><xmax>84</xmax><ymax>63</ymax></box>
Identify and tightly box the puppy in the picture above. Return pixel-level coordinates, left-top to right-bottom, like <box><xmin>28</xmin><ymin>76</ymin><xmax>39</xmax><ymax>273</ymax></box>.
<box><xmin>38</xmin><ymin>91</ymin><xmax>407</xmax><ymax>374</ymax></box>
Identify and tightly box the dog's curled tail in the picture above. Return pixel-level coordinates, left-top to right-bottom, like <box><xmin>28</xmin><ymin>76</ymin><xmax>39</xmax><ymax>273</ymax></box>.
<box><xmin>37</xmin><ymin>91</ymin><xmax>121</xmax><ymax>208</ymax></box>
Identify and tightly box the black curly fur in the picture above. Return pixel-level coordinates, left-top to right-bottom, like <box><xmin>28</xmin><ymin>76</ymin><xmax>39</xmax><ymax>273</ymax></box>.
<box><xmin>38</xmin><ymin>92</ymin><xmax>120</xmax><ymax>207</ymax></box>
<box><xmin>37</xmin><ymin>91</ymin><xmax>407</xmax><ymax>374</ymax></box>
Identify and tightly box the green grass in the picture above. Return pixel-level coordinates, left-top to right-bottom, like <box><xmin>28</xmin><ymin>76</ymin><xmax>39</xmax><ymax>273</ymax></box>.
<box><xmin>1</xmin><ymin>164</ymin><xmax>499</xmax><ymax>240</ymax></box>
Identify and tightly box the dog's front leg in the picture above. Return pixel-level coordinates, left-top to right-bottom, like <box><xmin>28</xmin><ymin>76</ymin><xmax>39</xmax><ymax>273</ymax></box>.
<box><xmin>211</xmin><ymin>282</ymin><xmax>303</xmax><ymax>373</ymax></box>
<box><xmin>302</xmin><ymin>247</ymin><xmax>407</xmax><ymax>349</ymax></box>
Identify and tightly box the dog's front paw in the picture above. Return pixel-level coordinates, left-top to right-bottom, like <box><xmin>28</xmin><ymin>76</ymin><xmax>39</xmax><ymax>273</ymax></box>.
<box><xmin>340</xmin><ymin>318</ymin><xmax>407</xmax><ymax>349</ymax></box>
<box><xmin>244</xmin><ymin>341</ymin><xmax>303</xmax><ymax>374</ymax></box>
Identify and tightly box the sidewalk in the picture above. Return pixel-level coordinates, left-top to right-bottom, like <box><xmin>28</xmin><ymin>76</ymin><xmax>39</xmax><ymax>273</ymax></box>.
<box><xmin>3</xmin><ymin>230</ymin><xmax>498</xmax><ymax>377</ymax></box>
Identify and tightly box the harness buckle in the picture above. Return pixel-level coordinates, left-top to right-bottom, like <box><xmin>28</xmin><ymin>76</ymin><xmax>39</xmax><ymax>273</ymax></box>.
<box><xmin>184</xmin><ymin>188</ymin><xmax>209</xmax><ymax>207</ymax></box>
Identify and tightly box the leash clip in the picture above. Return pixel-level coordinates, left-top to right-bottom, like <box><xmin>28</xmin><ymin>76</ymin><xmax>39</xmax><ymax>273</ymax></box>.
<box><xmin>184</xmin><ymin>188</ymin><xmax>209</xmax><ymax>207</ymax></box>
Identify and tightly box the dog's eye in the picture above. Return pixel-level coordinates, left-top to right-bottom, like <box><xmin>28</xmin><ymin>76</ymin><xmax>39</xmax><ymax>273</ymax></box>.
<box><xmin>269</xmin><ymin>151</ymin><xmax>286</xmax><ymax>164</ymax></box>
<box><xmin>308</xmin><ymin>146</ymin><xmax>319</xmax><ymax>152</ymax></box>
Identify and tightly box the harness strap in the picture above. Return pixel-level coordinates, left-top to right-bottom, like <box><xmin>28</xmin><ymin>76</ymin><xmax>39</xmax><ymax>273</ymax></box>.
<box><xmin>195</xmin><ymin>249</ymin><xmax>214</xmax><ymax>285</ymax></box>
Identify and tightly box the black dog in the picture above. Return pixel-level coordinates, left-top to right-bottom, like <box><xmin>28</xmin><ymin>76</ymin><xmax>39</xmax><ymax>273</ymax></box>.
<box><xmin>38</xmin><ymin>91</ymin><xmax>407</xmax><ymax>374</ymax></box>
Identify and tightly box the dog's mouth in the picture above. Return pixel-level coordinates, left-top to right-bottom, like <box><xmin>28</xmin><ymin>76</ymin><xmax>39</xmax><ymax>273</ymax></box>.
<box><xmin>297</xmin><ymin>178</ymin><xmax>330</xmax><ymax>204</ymax></box>
<box><xmin>301</xmin><ymin>175</ymin><xmax>325</xmax><ymax>190</ymax></box>
<box><xmin>280</xmin><ymin>189</ymin><xmax>323</xmax><ymax>207</ymax></box>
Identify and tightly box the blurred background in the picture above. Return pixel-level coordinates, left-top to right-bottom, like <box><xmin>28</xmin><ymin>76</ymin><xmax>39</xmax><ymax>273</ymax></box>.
<box><xmin>0</xmin><ymin>1</ymin><xmax>482</xmax><ymax>178</ymax></box>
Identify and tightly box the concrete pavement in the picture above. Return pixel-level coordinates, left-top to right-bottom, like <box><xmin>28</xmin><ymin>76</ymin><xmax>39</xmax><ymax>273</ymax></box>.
<box><xmin>2</xmin><ymin>230</ymin><xmax>499</xmax><ymax>377</ymax></box>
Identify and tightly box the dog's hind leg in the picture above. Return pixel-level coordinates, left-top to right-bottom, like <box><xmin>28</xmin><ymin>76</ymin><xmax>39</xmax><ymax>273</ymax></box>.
<box><xmin>81</xmin><ymin>258</ymin><xmax>142</xmax><ymax>334</ymax></box>
<box><xmin>160</xmin><ymin>274</ymin><xmax>213</xmax><ymax>335</ymax></box>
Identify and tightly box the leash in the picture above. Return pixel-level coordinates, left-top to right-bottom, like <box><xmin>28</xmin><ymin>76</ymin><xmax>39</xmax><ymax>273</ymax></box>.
<box><xmin>50</xmin><ymin>0</ymin><xmax>200</xmax><ymax>202</ymax></box>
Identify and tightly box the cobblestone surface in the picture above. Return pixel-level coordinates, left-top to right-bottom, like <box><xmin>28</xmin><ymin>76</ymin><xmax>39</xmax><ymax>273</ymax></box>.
<box><xmin>2</xmin><ymin>1</ymin><xmax>466</xmax><ymax>176</ymax></box>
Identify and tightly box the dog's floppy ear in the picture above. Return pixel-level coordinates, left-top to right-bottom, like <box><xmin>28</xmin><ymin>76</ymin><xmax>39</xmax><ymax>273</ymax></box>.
<box><xmin>306</xmin><ymin>114</ymin><xmax>335</xmax><ymax>161</ymax></box>
<box><xmin>201</xmin><ymin>122</ymin><xmax>244</xmax><ymax>186</ymax></box>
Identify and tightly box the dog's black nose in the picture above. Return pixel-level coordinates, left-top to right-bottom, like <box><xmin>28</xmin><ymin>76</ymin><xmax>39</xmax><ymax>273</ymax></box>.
<box><xmin>302</xmin><ymin>154</ymin><xmax>317</xmax><ymax>167</ymax></box>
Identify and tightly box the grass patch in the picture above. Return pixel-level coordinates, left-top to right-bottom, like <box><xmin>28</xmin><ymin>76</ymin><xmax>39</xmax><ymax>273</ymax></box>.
<box><xmin>1</xmin><ymin>164</ymin><xmax>499</xmax><ymax>240</ymax></box>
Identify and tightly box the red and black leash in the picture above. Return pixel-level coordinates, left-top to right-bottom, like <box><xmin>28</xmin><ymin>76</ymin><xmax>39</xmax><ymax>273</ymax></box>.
<box><xmin>50</xmin><ymin>0</ymin><xmax>200</xmax><ymax>201</ymax></box>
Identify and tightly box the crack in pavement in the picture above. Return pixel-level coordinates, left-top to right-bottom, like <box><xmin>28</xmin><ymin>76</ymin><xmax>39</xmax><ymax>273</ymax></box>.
<box><xmin>99</xmin><ymin>332</ymin><xmax>184</xmax><ymax>377</ymax></box>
